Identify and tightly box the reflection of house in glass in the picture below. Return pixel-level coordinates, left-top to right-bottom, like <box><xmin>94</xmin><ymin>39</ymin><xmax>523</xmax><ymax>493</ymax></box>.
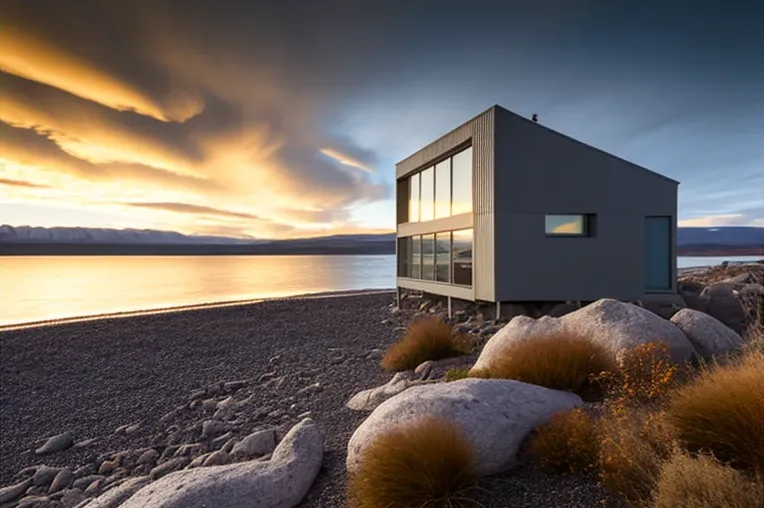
<box><xmin>395</xmin><ymin>105</ymin><xmax>681</xmax><ymax>313</ymax></box>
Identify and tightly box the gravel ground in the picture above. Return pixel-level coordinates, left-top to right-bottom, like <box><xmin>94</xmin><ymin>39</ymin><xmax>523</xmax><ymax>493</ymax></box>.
<box><xmin>1</xmin><ymin>291</ymin><xmax>624</xmax><ymax>507</ymax></box>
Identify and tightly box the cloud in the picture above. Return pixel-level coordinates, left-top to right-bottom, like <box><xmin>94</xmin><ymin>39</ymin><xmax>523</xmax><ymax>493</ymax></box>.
<box><xmin>678</xmin><ymin>213</ymin><xmax>764</xmax><ymax>228</ymax></box>
<box><xmin>319</xmin><ymin>148</ymin><xmax>375</xmax><ymax>174</ymax></box>
<box><xmin>124</xmin><ymin>202</ymin><xmax>263</xmax><ymax>221</ymax></box>
<box><xmin>0</xmin><ymin>178</ymin><xmax>50</xmax><ymax>189</ymax></box>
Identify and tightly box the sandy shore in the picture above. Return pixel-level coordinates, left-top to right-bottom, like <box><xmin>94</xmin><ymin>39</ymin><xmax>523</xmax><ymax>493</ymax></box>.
<box><xmin>0</xmin><ymin>291</ymin><xmax>618</xmax><ymax>508</ymax></box>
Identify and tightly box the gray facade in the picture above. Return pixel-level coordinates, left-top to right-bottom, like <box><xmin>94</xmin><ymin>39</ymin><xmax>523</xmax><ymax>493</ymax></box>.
<box><xmin>396</xmin><ymin>105</ymin><xmax>679</xmax><ymax>305</ymax></box>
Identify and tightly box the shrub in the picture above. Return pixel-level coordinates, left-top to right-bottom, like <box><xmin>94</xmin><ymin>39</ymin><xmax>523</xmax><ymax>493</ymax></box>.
<box><xmin>381</xmin><ymin>318</ymin><xmax>470</xmax><ymax>372</ymax></box>
<box><xmin>667</xmin><ymin>351</ymin><xmax>764</xmax><ymax>473</ymax></box>
<box><xmin>595</xmin><ymin>342</ymin><xmax>680</xmax><ymax>405</ymax></box>
<box><xmin>597</xmin><ymin>407</ymin><xmax>674</xmax><ymax>506</ymax></box>
<box><xmin>470</xmin><ymin>332</ymin><xmax>615</xmax><ymax>398</ymax></box>
<box><xmin>347</xmin><ymin>417</ymin><xmax>478</xmax><ymax>508</ymax></box>
<box><xmin>653</xmin><ymin>450</ymin><xmax>764</xmax><ymax>508</ymax></box>
<box><xmin>528</xmin><ymin>408</ymin><xmax>599</xmax><ymax>474</ymax></box>
<box><xmin>444</xmin><ymin>367</ymin><xmax>471</xmax><ymax>382</ymax></box>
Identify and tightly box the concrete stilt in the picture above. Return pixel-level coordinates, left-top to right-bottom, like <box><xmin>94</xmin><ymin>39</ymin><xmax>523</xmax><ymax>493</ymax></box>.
<box><xmin>395</xmin><ymin>287</ymin><xmax>401</xmax><ymax>310</ymax></box>
<box><xmin>496</xmin><ymin>301</ymin><xmax>501</xmax><ymax>320</ymax></box>
<box><xmin>447</xmin><ymin>296</ymin><xmax>453</xmax><ymax>319</ymax></box>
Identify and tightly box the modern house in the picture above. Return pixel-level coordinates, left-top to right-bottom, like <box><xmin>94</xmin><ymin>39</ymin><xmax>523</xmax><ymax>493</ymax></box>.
<box><xmin>395</xmin><ymin>105</ymin><xmax>680</xmax><ymax>314</ymax></box>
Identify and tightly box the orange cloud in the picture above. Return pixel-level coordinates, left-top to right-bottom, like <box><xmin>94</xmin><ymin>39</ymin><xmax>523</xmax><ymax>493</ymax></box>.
<box><xmin>320</xmin><ymin>148</ymin><xmax>376</xmax><ymax>173</ymax></box>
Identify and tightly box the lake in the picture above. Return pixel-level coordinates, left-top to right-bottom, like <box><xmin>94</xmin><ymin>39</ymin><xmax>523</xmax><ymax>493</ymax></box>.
<box><xmin>0</xmin><ymin>254</ymin><xmax>760</xmax><ymax>327</ymax></box>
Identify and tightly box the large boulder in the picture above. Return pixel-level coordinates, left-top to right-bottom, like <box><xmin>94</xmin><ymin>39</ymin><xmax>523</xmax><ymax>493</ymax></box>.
<box><xmin>82</xmin><ymin>477</ymin><xmax>152</xmax><ymax>508</ymax></box>
<box><xmin>118</xmin><ymin>418</ymin><xmax>323</xmax><ymax>508</ymax></box>
<box><xmin>670</xmin><ymin>309</ymin><xmax>744</xmax><ymax>360</ymax></box>
<box><xmin>701</xmin><ymin>282</ymin><xmax>748</xmax><ymax>334</ymax></box>
<box><xmin>561</xmin><ymin>299</ymin><xmax>697</xmax><ymax>363</ymax></box>
<box><xmin>472</xmin><ymin>299</ymin><xmax>697</xmax><ymax>373</ymax></box>
<box><xmin>346</xmin><ymin>378</ymin><xmax>582</xmax><ymax>477</ymax></box>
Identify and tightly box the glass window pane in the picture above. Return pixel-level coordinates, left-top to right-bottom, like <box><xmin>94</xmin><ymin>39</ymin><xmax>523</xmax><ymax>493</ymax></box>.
<box><xmin>408</xmin><ymin>174</ymin><xmax>420</xmax><ymax>222</ymax></box>
<box><xmin>436</xmin><ymin>232</ymin><xmax>451</xmax><ymax>283</ymax></box>
<box><xmin>420</xmin><ymin>167</ymin><xmax>435</xmax><ymax>222</ymax></box>
<box><xmin>411</xmin><ymin>235</ymin><xmax>421</xmax><ymax>279</ymax></box>
<box><xmin>644</xmin><ymin>217</ymin><xmax>671</xmax><ymax>290</ymax></box>
<box><xmin>452</xmin><ymin>229</ymin><xmax>473</xmax><ymax>286</ymax></box>
<box><xmin>451</xmin><ymin>147</ymin><xmax>472</xmax><ymax>215</ymax></box>
<box><xmin>422</xmin><ymin>234</ymin><xmax>435</xmax><ymax>280</ymax></box>
<box><xmin>435</xmin><ymin>159</ymin><xmax>451</xmax><ymax>219</ymax></box>
<box><xmin>545</xmin><ymin>215</ymin><xmax>585</xmax><ymax>235</ymax></box>
<box><xmin>397</xmin><ymin>237</ymin><xmax>410</xmax><ymax>277</ymax></box>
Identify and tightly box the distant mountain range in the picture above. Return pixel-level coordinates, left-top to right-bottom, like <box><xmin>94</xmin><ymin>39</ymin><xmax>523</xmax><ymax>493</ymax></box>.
<box><xmin>0</xmin><ymin>225</ymin><xmax>761</xmax><ymax>256</ymax></box>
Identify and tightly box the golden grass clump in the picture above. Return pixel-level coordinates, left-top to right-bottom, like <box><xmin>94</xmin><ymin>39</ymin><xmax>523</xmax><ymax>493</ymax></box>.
<box><xmin>597</xmin><ymin>407</ymin><xmax>675</xmax><ymax>506</ymax></box>
<box><xmin>347</xmin><ymin>417</ymin><xmax>478</xmax><ymax>508</ymax></box>
<box><xmin>381</xmin><ymin>317</ymin><xmax>471</xmax><ymax>372</ymax></box>
<box><xmin>653</xmin><ymin>450</ymin><xmax>764</xmax><ymax>508</ymax></box>
<box><xmin>444</xmin><ymin>367</ymin><xmax>471</xmax><ymax>382</ymax></box>
<box><xmin>470</xmin><ymin>332</ymin><xmax>615</xmax><ymax>398</ymax></box>
<box><xmin>528</xmin><ymin>408</ymin><xmax>600</xmax><ymax>474</ymax></box>
<box><xmin>667</xmin><ymin>351</ymin><xmax>764</xmax><ymax>473</ymax></box>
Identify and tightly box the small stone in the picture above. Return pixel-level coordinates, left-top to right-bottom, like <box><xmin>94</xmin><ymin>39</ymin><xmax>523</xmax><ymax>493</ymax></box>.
<box><xmin>35</xmin><ymin>432</ymin><xmax>74</xmax><ymax>455</ymax></box>
<box><xmin>137</xmin><ymin>449</ymin><xmax>159</xmax><ymax>465</ymax></box>
<box><xmin>72</xmin><ymin>475</ymin><xmax>104</xmax><ymax>490</ymax></box>
<box><xmin>159</xmin><ymin>406</ymin><xmax>186</xmax><ymax>422</ymax></box>
<box><xmin>83</xmin><ymin>479</ymin><xmax>104</xmax><ymax>496</ymax></box>
<box><xmin>0</xmin><ymin>478</ymin><xmax>32</xmax><ymax>503</ymax></box>
<box><xmin>173</xmin><ymin>444</ymin><xmax>202</xmax><ymax>457</ymax></box>
<box><xmin>160</xmin><ymin>445</ymin><xmax>179</xmax><ymax>460</ymax></box>
<box><xmin>82</xmin><ymin>477</ymin><xmax>150</xmax><ymax>507</ymax></box>
<box><xmin>267</xmin><ymin>409</ymin><xmax>285</xmax><ymax>419</ymax></box>
<box><xmin>124</xmin><ymin>422</ymin><xmax>142</xmax><ymax>436</ymax></box>
<box><xmin>188</xmin><ymin>454</ymin><xmax>209</xmax><ymax>468</ymax></box>
<box><xmin>210</xmin><ymin>431</ymin><xmax>234</xmax><ymax>449</ymax></box>
<box><xmin>48</xmin><ymin>469</ymin><xmax>74</xmax><ymax>493</ymax></box>
<box><xmin>221</xmin><ymin>438</ymin><xmax>237</xmax><ymax>454</ymax></box>
<box><xmin>201</xmin><ymin>420</ymin><xmax>229</xmax><ymax>439</ymax></box>
<box><xmin>189</xmin><ymin>389</ymin><xmax>206</xmax><ymax>401</ymax></box>
<box><xmin>98</xmin><ymin>460</ymin><xmax>119</xmax><ymax>476</ymax></box>
<box><xmin>206</xmin><ymin>381</ymin><xmax>225</xmax><ymax>396</ymax></box>
<box><xmin>258</xmin><ymin>371</ymin><xmax>277</xmax><ymax>383</ymax></box>
<box><xmin>32</xmin><ymin>465</ymin><xmax>61</xmax><ymax>487</ymax></box>
<box><xmin>113</xmin><ymin>424</ymin><xmax>130</xmax><ymax>435</ymax></box>
<box><xmin>202</xmin><ymin>450</ymin><xmax>229</xmax><ymax>467</ymax></box>
<box><xmin>149</xmin><ymin>458</ymin><xmax>189</xmax><ymax>480</ymax></box>
<box><xmin>297</xmin><ymin>411</ymin><xmax>313</xmax><ymax>419</ymax></box>
<box><xmin>60</xmin><ymin>488</ymin><xmax>86</xmax><ymax>506</ymax></box>
<box><xmin>213</xmin><ymin>397</ymin><xmax>237</xmax><ymax>420</ymax></box>
<box><xmin>73</xmin><ymin>464</ymin><xmax>96</xmax><ymax>477</ymax></box>
<box><xmin>166</xmin><ymin>431</ymin><xmax>183</xmax><ymax>445</ymax></box>
<box><xmin>17</xmin><ymin>495</ymin><xmax>50</xmax><ymax>507</ymax></box>
<box><xmin>201</xmin><ymin>398</ymin><xmax>218</xmax><ymax>413</ymax></box>
<box><xmin>296</xmin><ymin>382</ymin><xmax>322</xmax><ymax>395</ymax></box>
<box><xmin>17</xmin><ymin>466</ymin><xmax>38</xmax><ymax>478</ymax></box>
<box><xmin>230</xmin><ymin>429</ymin><xmax>276</xmax><ymax>458</ymax></box>
<box><xmin>268</xmin><ymin>354</ymin><xmax>281</xmax><ymax>364</ymax></box>
<box><xmin>223</xmin><ymin>380</ymin><xmax>248</xmax><ymax>392</ymax></box>
<box><xmin>26</xmin><ymin>485</ymin><xmax>48</xmax><ymax>496</ymax></box>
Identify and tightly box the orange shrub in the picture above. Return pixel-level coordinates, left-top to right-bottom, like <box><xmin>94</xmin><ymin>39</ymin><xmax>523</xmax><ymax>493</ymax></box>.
<box><xmin>381</xmin><ymin>317</ymin><xmax>471</xmax><ymax>372</ymax></box>
<box><xmin>653</xmin><ymin>450</ymin><xmax>764</xmax><ymax>508</ymax></box>
<box><xmin>667</xmin><ymin>352</ymin><xmax>764</xmax><ymax>473</ymax></box>
<box><xmin>347</xmin><ymin>417</ymin><xmax>478</xmax><ymax>508</ymax></box>
<box><xmin>470</xmin><ymin>333</ymin><xmax>615</xmax><ymax>398</ymax></box>
<box><xmin>528</xmin><ymin>408</ymin><xmax>600</xmax><ymax>474</ymax></box>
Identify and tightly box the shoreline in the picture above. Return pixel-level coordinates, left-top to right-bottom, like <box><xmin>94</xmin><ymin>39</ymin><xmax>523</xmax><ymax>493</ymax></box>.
<box><xmin>0</xmin><ymin>288</ymin><xmax>395</xmax><ymax>332</ymax></box>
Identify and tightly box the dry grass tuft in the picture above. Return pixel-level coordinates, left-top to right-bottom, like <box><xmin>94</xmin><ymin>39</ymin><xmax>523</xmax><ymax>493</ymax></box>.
<box><xmin>597</xmin><ymin>407</ymin><xmax>675</xmax><ymax>506</ymax></box>
<box><xmin>381</xmin><ymin>318</ymin><xmax>471</xmax><ymax>372</ymax></box>
<box><xmin>470</xmin><ymin>332</ymin><xmax>615</xmax><ymax>398</ymax></box>
<box><xmin>595</xmin><ymin>342</ymin><xmax>680</xmax><ymax>405</ymax></box>
<box><xmin>653</xmin><ymin>450</ymin><xmax>764</xmax><ymax>508</ymax></box>
<box><xmin>347</xmin><ymin>417</ymin><xmax>479</xmax><ymax>508</ymax></box>
<box><xmin>528</xmin><ymin>408</ymin><xmax>600</xmax><ymax>474</ymax></box>
<box><xmin>444</xmin><ymin>367</ymin><xmax>471</xmax><ymax>382</ymax></box>
<box><xmin>667</xmin><ymin>351</ymin><xmax>764</xmax><ymax>473</ymax></box>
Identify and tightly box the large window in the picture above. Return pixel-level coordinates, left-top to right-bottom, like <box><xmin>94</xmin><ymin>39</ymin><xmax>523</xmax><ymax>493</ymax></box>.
<box><xmin>451</xmin><ymin>147</ymin><xmax>473</xmax><ymax>216</ymax></box>
<box><xmin>434</xmin><ymin>159</ymin><xmax>451</xmax><ymax>219</ymax></box>
<box><xmin>452</xmin><ymin>229</ymin><xmax>473</xmax><ymax>286</ymax></box>
<box><xmin>435</xmin><ymin>232</ymin><xmax>451</xmax><ymax>282</ymax></box>
<box><xmin>409</xmin><ymin>173</ymin><xmax>420</xmax><ymax>222</ymax></box>
<box><xmin>545</xmin><ymin>214</ymin><xmax>594</xmax><ymax>236</ymax></box>
<box><xmin>399</xmin><ymin>228</ymin><xmax>473</xmax><ymax>288</ymax></box>
<box><xmin>420</xmin><ymin>167</ymin><xmax>435</xmax><ymax>222</ymax></box>
<box><xmin>405</xmin><ymin>146</ymin><xmax>472</xmax><ymax>223</ymax></box>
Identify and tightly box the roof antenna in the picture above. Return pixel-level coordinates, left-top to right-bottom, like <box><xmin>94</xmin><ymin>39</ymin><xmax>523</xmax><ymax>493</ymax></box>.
<box><xmin>532</xmin><ymin>114</ymin><xmax>538</xmax><ymax>123</ymax></box>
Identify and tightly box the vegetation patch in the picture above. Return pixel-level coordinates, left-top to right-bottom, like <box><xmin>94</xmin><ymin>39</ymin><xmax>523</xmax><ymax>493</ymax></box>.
<box><xmin>347</xmin><ymin>417</ymin><xmax>479</xmax><ymax>508</ymax></box>
<box><xmin>528</xmin><ymin>408</ymin><xmax>600</xmax><ymax>474</ymax></box>
<box><xmin>381</xmin><ymin>317</ymin><xmax>471</xmax><ymax>372</ymax></box>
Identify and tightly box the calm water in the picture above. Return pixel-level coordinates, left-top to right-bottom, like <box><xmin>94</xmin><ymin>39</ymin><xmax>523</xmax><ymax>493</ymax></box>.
<box><xmin>1</xmin><ymin>254</ymin><xmax>760</xmax><ymax>327</ymax></box>
<box><xmin>0</xmin><ymin>255</ymin><xmax>395</xmax><ymax>327</ymax></box>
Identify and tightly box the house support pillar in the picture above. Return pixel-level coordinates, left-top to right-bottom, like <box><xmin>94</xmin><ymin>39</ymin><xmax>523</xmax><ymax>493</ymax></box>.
<box><xmin>395</xmin><ymin>287</ymin><xmax>401</xmax><ymax>310</ymax></box>
<box><xmin>495</xmin><ymin>301</ymin><xmax>501</xmax><ymax>320</ymax></box>
<box><xmin>447</xmin><ymin>296</ymin><xmax>452</xmax><ymax>319</ymax></box>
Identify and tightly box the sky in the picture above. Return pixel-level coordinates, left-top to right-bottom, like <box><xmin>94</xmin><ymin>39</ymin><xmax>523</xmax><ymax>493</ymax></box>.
<box><xmin>0</xmin><ymin>0</ymin><xmax>762</xmax><ymax>239</ymax></box>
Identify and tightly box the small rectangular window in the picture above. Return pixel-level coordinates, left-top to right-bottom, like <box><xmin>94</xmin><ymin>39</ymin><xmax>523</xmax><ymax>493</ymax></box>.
<box><xmin>545</xmin><ymin>214</ymin><xmax>594</xmax><ymax>236</ymax></box>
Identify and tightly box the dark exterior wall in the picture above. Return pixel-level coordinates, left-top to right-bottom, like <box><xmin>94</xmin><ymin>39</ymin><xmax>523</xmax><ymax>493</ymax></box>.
<box><xmin>493</xmin><ymin>107</ymin><xmax>678</xmax><ymax>302</ymax></box>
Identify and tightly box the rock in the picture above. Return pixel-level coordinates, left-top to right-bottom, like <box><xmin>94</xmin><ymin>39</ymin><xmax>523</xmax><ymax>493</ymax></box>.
<box><xmin>638</xmin><ymin>299</ymin><xmax>686</xmax><ymax>320</ymax></box>
<box><xmin>547</xmin><ymin>302</ymin><xmax>579</xmax><ymax>318</ymax></box>
<box><xmin>150</xmin><ymin>458</ymin><xmax>189</xmax><ymax>480</ymax></box>
<box><xmin>0</xmin><ymin>478</ymin><xmax>32</xmax><ymax>503</ymax></box>
<box><xmin>73</xmin><ymin>465</ymin><xmax>96</xmax><ymax>478</ymax></box>
<box><xmin>124</xmin><ymin>422</ymin><xmax>142</xmax><ymax>436</ymax></box>
<box><xmin>230</xmin><ymin>429</ymin><xmax>277</xmax><ymax>458</ymax></box>
<box><xmin>82</xmin><ymin>477</ymin><xmax>151</xmax><ymax>508</ymax></box>
<box><xmin>114</xmin><ymin>425</ymin><xmax>130</xmax><ymax>436</ymax></box>
<box><xmin>159</xmin><ymin>406</ymin><xmax>185</xmax><ymax>423</ymax></box>
<box><xmin>72</xmin><ymin>475</ymin><xmax>105</xmax><ymax>491</ymax></box>
<box><xmin>137</xmin><ymin>449</ymin><xmax>159</xmax><ymax>466</ymax></box>
<box><xmin>189</xmin><ymin>390</ymin><xmax>206</xmax><ymax>401</ymax></box>
<box><xmin>258</xmin><ymin>371</ymin><xmax>278</xmax><ymax>384</ymax></box>
<box><xmin>297</xmin><ymin>411</ymin><xmax>313</xmax><ymax>420</ymax></box>
<box><xmin>296</xmin><ymin>382</ymin><xmax>322</xmax><ymax>395</ymax></box>
<box><xmin>32</xmin><ymin>465</ymin><xmax>61</xmax><ymax>487</ymax></box>
<box><xmin>202</xmin><ymin>450</ymin><xmax>230</xmax><ymax>467</ymax></box>
<box><xmin>98</xmin><ymin>460</ymin><xmax>119</xmax><ymax>476</ymax></box>
<box><xmin>188</xmin><ymin>454</ymin><xmax>209</xmax><ymax>469</ymax></box>
<box><xmin>201</xmin><ymin>399</ymin><xmax>218</xmax><ymax>413</ymax></box>
<box><xmin>119</xmin><ymin>418</ymin><xmax>323</xmax><ymax>508</ymax></box>
<box><xmin>84</xmin><ymin>479</ymin><xmax>104</xmax><ymax>496</ymax></box>
<box><xmin>346</xmin><ymin>372</ymin><xmax>429</xmax><ymax>412</ymax></box>
<box><xmin>213</xmin><ymin>397</ymin><xmax>236</xmax><ymax>420</ymax></box>
<box><xmin>224</xmin><ymin>380</ymin><xmax>248</xmax><ymax>393</ymax></box>
<box><xmin>17</xmin><ymin>495</ymin><xmax>50</xmax><ymax>507</ymax></box>
<box><xmin>60</xmin><ymin>488</ymin><xmax>86</xmax><ymax>506</ymax></box>
<box><xmin>17</xmin><ymin>466</ymin><xmax>38</xmax><ymax>478</ymax></box>
<box><xmin>347</xmin><ymin>379</ymin><xmax>582</xmax><ymax>477</ymax></box>
<box><xmin>701</xmin><ymin>283</ymin><xmax>748</xmax><ymax>334</ymax></box>
<box><xmin>160</xmin><ymin>446</ymin><xmax>179</xmax><ymax>461</ymax></box>
<box><xmin>221</xmin><ymin>439</ymin><xmax>237</xmax><ymax>454</ymax></box>
<box><xmin>35</xmin><ymin>432</ymin><xmax>74</xmax><ymax>455</ymax></box>
<box><xmin>728</xmin><ymin>272</ymin><xmax>754</xmax><ymax>284</ymax></box>
<box><xmin>48</xmin><ymin>469</ymin><xmax>74</xmax><ymax>494</ymax></box>
<box><xmin>210</xmin><ymin>432</ymin><xmax>234</xmax><ymax>450</ymax></box>
<box><xmin>73</xmin><ymin>438</ymin><xmax>97</xmax><ymax>450</ymax></box>
<box><xmin>201</xmin><ymin>420</ymin><xmax>229</xmax><ymax>439</ymax></box>
<box><xmin>173</xmin><ymin>444</ymin><xmax>203</xmax><ymax>458</ymax></box>
<box><xmin>416</xmin><ymin>356</ymin><xmax>477</xmax><ymax>381</ymax></box>
<box><xmin>670</xmin><ymin>309</ymin><xmax>745</xmax><ymax>360</ymax></box>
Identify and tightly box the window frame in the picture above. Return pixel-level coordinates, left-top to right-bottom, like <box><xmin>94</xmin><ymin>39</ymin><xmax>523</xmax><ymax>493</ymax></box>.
<box><xmin>544</xmin><ymin>214</ymin><xmax>596</xmax><ymax>237</ymax></box>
